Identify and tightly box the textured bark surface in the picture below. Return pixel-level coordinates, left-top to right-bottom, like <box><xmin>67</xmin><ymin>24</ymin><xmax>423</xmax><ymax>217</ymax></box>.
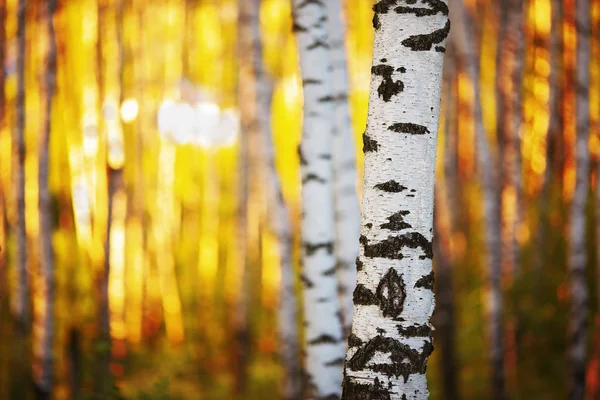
<box><xmin>449</xmin><ymin>1</ymin><xmax>505</xmax><ymax>398</ymax></box>
<box><xmin>13</xmin><ymin>0</ymin><xmax>29</xmax><ymax>329</ymax></box>
<box><xmin>568</xmin><ymin>0</ymin><xmax>591</xmax><ymax>398</ymax></box>
<box><xmin>292</xmin><ymin>1</ymin><xmax>346</xmax><ymax>397</ymax></box>
<box><xmin>34</xmin><ymin>0</ymin><xmax>57</xmax><ymax>397</ymax></box>
<box><xmin>326</xmin><ymin>0</ymin><xmax>361</xmax><ymax>338</ymax></box>
<box><xmin>342</xmin><ymin>2</ymin><xmax>448</xmax><ymax>399</ymax></box>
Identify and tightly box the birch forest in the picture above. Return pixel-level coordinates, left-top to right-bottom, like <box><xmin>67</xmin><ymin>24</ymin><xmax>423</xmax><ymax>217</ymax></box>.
<box><xmin>1</xmin><ymin>0</ymin><xmax>600</xmax><ymax>399</ymax></box>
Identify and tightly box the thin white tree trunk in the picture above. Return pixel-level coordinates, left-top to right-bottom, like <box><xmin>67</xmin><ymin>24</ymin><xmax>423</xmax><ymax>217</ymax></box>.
<box><xmin>292</xmin><ymin>2</ymin><xmax>345</xmax><ymax>397</ymax></box>
<box><xmin>13</xmin><ymin>0</ymin><xmax>28</xmax><ymax>329</ymax></box>
<box><xmin>250</xmin><ymin>1</ymin><xmax>302</xmax><ymax>397</ymax></box>
<box><xmin>235</xmin><ymin>0</ymin><xmax>255</xmax><ymax>392</ymax></box>
<box><xmin>569</xmin><ymin>0</ymin><xmax>591</xmax><ymax>397</ymax></box>
<box><xmin>342</xmin><ymin>3</ymin><xmax>449</xmax><ymax>399</ymax></box>
<box><xmin>326</xmin><ymin>0</ymin><xmax>361</xmax><ymax>338</ymax></box>
<box><xmin>34</xmin><ymin>0</ymin><xmax>57</xmax><ymax>397</ymax></box>
<box><xmin>450</xmin><ymin>1</ymin><xmax>505</xmax><ymax>398</ymax></box>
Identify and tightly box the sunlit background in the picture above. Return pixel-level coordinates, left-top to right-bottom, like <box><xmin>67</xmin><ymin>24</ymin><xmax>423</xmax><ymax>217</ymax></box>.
<box><xmin>0</xmin><ymin>0</ymin><xmax>599</xmax><ymax>398</ymax></box>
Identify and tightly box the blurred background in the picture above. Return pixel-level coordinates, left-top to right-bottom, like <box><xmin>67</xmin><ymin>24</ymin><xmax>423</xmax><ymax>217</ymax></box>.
<box><xmin>0</xmin><ymin>0</ymin><xmax>599</xmax><ymax>399</ymax></box>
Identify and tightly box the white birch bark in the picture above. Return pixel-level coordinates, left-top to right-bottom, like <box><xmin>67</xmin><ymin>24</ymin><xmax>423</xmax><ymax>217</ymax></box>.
<box><xmin>326</xmin><ymin>0</ymin><xmax>361</xmax><ymax>337</ymax></box>
<box><xmin>34</xmin><ymin>0</ymin><xmax>57</xmax><ymax>397</ymax></box>
<box><xmin>569</xmin><ymin>0</ymin><xmax>591</xmax><ymax>397</ymax></box>
<box><xmin>292</xmin><ymin>1</ymin><xmax>345</xmax><ymax>397</ymax></box>
<box><xmin>450</xmin><ymin>1</ymin><xmax>505</xmax><ymax>397</ymax></box>
<box><xmin>13</xmin><ymin>0</ymin><xmax>29</xmax><ymax>329</ymax></box>
<box><xmin>341</xmin><ymin>2</ymin><xmax>449</xmax><ymax>399</ymax></box>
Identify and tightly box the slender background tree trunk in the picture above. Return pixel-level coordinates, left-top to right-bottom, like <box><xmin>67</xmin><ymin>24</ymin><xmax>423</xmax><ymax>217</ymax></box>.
<box><xmin>292</xmin><ymin>1</ymin><xmax>346</xmax><ymax>397</ymax></box>
<box><xmin>450</xmin><ymin>1</ymin><xmax>505</xmax><ymax>398</ymax></box>
<box><xmin>568</xmin><ymin>0</ymin><xmax>591</xmax><ymax>398</ymax></box>
<box><xmin>326</xmin><ymin>0</ymin><xmax>360</xmax><ymax>339</ymax></box>
<box><xmin>33</xmin><ymin>1</ymin><xmax>57</xmax><ymax>397</ymax></box>
<box><xmin>14</xmin><ymin>0</ymin><xmax>29</xmax><ymax>331</ymax></box>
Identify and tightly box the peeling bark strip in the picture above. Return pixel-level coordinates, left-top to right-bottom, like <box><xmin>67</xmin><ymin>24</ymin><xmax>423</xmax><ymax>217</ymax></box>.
<box><xmin>292</xmin><ymin>0</ymin><xmax>345</xmax><ymax>398</ymax></box>
<box><xmin>342</xmin><ymin>1</ymin><xmax>447</xmax><ymax>398</ymax></box>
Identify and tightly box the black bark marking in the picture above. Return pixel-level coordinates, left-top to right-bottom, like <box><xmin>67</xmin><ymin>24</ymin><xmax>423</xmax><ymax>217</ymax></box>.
<box><xmin>347</xmin><ymin>336</ymin><xmax>434</xmax><ymax>383</ymax></box>
<box><xmin>362</xmin><ymin>133</ymin><xmax>379</xmax><ymax>153</ymax></box>
<box><xmin>304</xmin><ymin>241</ymin><xmax>334</xmax><ymax>256</ymax></box>
<box><xmin>324</xmin><ymin>357</ymin><xmax>345</xmax><ymax>367</ymax></box>
<box><xmin>435</xmin><ymin>46</ymin><xmax>445</xmax><ymax>53</ymax></box>
<box><xmin>322</xmin><ymin>264</ymin><xmax>337</xmax><ymax>276</ymax></box>
<box><xmin>397</xmin><ymin>67</ymin><xmax>406</xmax><ymax>73</ymax></box>
<box><xmin>298</xmin><ymin>146</ymin><xmax>307</xmax><ymax>165</ymax></box>
<box><xmin>342</xmin><ymin>376</ymin><xmax>391</xmax><ymax>400</ymax></box>
<box><xmin>365</xmin><ymin>223</ymin><xmax>373</xmax><ymax>229</ymax></box>
<box><xmin>380</xmin><ymin>210</ymin><xmax>412</xmax><ymax>231</ymax></box>
<box><xmin>353</xmin><ymin>284</ymin><xmax>378</xmax><ymax>305</ymax></box>
<box><xmin>318</xmin><ymin>95</ymin><xmax>335</xmax><ymax>103</ymax></box>
<box><xmin>302</xmin><ymin>78</ymin><xmax>322</xmax><ymax>85</ymax></box>
<box><xmin>356</xmin><ymin>258</ymin><xmax>364</xmax><ymax>272</ymax></box>
<box><xmin>362</xmin><ymin>232</ymin><xmax>433</xmax><ymax>260</ymax></box>
<box><xmin>292</xmin><ymin>23</ymin><xmax>308</xmax><ymax>33</ymax></box>
<box><xmin>307</xmin><ymin>40</ymin><xmax>329</xmax><ymax>50</ymax></box>
<box><xmin>397</xmin><ymin>324</ymin><xmax>432</xmax><ymax>337</ymax></box>
<box><xmin>376</xmin><ymin>268</ymin><xmax>406</xmax><ymax>318</ymax></box>
<box><xmin>371</xmin><ymin>64</ymin><xmax>404</xmax><ymax>102</ymax></box>
<box><xmin>300</xmin><ymin>274</ymin><xmax>314</xmax><ymax>288</ymax></box>
<box><xmin>373</xmin><ymin>0</ymin><xmax>398</xmax><ymax>14</ymax></box>
<box><xmin>302</xmin><ymin>173</ymin><xmax>326</xmax><ymax>185</ymax></box>
<box><xmin>372</xmin><ymin>13</ymin><xmax>381</xmax><ymax>30</ymax></box>
<box><xmin>388</xmin><ymin>122</ymin><xmax>430</xmax><ymax>135</ymax></box>
<box><xmin>394</xmin><ymin>0</ymin><xmax>449</xmax><ymax>16</ymax></box>
<box><xmin>308</xmin><ymin>334</ymin><xmax>339</xmax><ymax>345</ymax></box>
<box><xmin>374</xmin><ymin>180</ymin><xmax>407</xmax><ymax>193</ymax></box>
<box><xmin>414</xmin><ymin>271</ymin><xmax>434</xmax><ymax>289</ymax></box>
<box><xmin>348</xmin><ymin>333</ymin><xmax>363</xmax><ymax>348</ymax></box>
<box><xmin>401</xmin><ymin>20</ymin><xmax>451</xmax><ymax>51</ymax></box>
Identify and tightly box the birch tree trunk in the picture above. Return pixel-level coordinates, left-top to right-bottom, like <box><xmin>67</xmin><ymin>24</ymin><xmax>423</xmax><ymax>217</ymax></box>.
<box><xmin>341</xmin><ymin>2</ymin><xmax>449</xmax><ymax>399</ymax></box>
<box><xmin>292</xmin><ymin>1</ymin><xmax>345</xmax><ymax>397</ymax></box>
<box><xmin>449</xmin><ymin>1</ymin><xmax>505</xmax><ymax>398</ymax></box>
<box><xmin>568</xmin><ymin>0</ymin><xmax>591</xmax><ymax>397</ymax></box>
<box><xmin>326</xmin><ymin>0</ymin><xmax>361</xmax><ymax>338</ymax></box>
<box><xmin>0</xmin><ymin>0</ymin><xmax>6</xmax><ymax>305</ymax></box>
<box><xmin>13</xmin><ymin>0</ymin><xmax>29</xmax><ymax>330</ymax></box>
<box><xmin>498</xmin><ymin>0</ymin><xmax>525</xmax><ymax>280</ymax></box>
<box><xmin>535</xmin><ymin>0</ymin><xmax>562</xmax><ymax>272</ymax></box>
<box><xmin>249</xmin><ymin>1</ymin><xmax>302</xmax><ymax>397</ymax></box>
<box><xmin>234</xmin><ymin>0</ymin><xmax>255</xmax><ymax>393</ymax></box>
<box><xmin>34</xmin><ymin>0</ymin><xmax>57</xmax><ymax>397</ymax></box>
